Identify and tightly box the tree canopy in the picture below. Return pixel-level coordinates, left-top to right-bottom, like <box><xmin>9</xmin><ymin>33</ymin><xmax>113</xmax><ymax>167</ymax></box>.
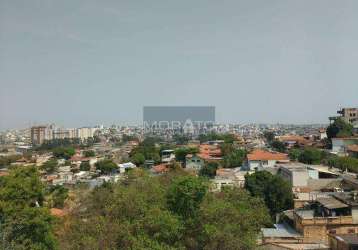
<box><xmin>222</xmin><ymin>149</ymin><xmax>247</xmax><ymax>168</ymax></box>
<box><xmin>95</xmin><ymin>159</ymin><xmax>117</xmax><ymax>174</ymax></box>
<box><xmin>0</xmin><ymin>166</ymin><xmax>57</xmax><ymax>250</ymax></box>
<box><xmin>245</xmin><ymin>171</ymin><xmax>293</xmax><ymax>218</ymax></box>
<box><xmin>326</xmin><ymin>117</ymin><xmax>354</xmax><ymax>140</ymax></box>
<box><xmin>58</xmin><ymin>169</ymin><xmax>271</xmax><ymax>250</ymax></box>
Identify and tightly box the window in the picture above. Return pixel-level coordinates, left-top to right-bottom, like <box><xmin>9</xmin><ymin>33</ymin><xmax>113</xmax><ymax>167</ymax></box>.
<box><xmin>329</xmin><ymin>230</ymin><xmax>336</xmax><ymax>234</ymax></box>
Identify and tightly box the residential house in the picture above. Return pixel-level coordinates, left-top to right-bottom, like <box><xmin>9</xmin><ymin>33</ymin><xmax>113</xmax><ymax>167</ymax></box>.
<box><xmin>277</xmin><ymin>135</ymin><xmax>311</xmax><ymax>149</ymax></box>
<box><xmin>332</xmin><ymin>137</ymin><xmax>358</xmax><ymax>155</ymax></box>
<box><xmin>212</xmin><ymin>167</ymin><xmax>250</xmax><ymax>191</ymax></box>
<box><xmin>329</xmin><ymin>234</ymin><xmax>358</xmax><ymax>250</ymax></box>
<box><xmin>197</xmin><ymin>144</ymin><xmax>222</xmax><ymax>161</ymax></box>
<box><xmin>245</xmin><ymin>149</ymin><xmax>289</xmax><ymax>171</ymax></box>
<box><xmin>161</xmin><ymin>149</ymin><xmax>175</xmax><ymax>163</ymax></box>
<box><xmin>118</xmin><ymin>162</ymin><xmax>136</xmax><ymax>173</ymax></box>
<box><xmin>347</xmin><ymin>145</ymin><xmax>358</xmax><ymax>158</ymax></box>
<box><xmin>262</xmin><ymin>192</ymin><xmax>358</xmax><ymax>246</ymax></box>
<box><xmin>185</xmin><ymin>154</ymin><xmax>204</xmax><ymax>171</ymax></box>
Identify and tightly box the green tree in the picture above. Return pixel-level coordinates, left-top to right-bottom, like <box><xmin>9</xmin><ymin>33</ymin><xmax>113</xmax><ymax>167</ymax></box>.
<box><xmin>245</xmin><ymin>171</ymin><xmax>293</xmax><ymax>218</ymax></box>
<box><xmin>174</xmin><ymin>147</ymin><xmax>199</xmax><ymax>163</ymax></box>
<box><xmin>58</xmin><ymin>168</ymin><xmax>272</xmax><ymax>250</ymax></box>
<box><xmin>41</xmin><ymin>159</ymin><xmax>58</xmax><ymax>173</ymax></box>
<box><xmin>95</xmin><ymin>159</ymin><xmax>117</xmax><ymax>174</ymax></box>
<box><xmin>47</xmin><ymin>185</ymin><xmax>69</xmax><ymax>208</ymax></box>
<box><xmin>132</xmin><ymin>152</ymin><xmax>145</xmax><ymax>166</ymax></box>
<box><xmin>198</xmin><ymin>188</ymin><xmax>271</xmax><ymax>250</ymax></box>
<box><xmin>0</xmin><ymin>166</ymin><xmax>57</xmax><ymax>249</ymax></box>
<box><xmin>326</xmin><ymin>117</ymin><xmax>353</xmax><ymax>140</ymax></box>
<box><xmin>289</xmin><ymin>148</ymin><xmax>302</xmax><ymax>161</ymax></box>
<box><xmin>223</xmin><ymin>149</ymin><xmax>246</xmax><ymax>168</ymax></box>
<box><xmin>270</xmin><ymin>140</ymin><xmax>286</xmax><ymax>153</ymax></box>
<box><xmin>52</xmin><ymin>147</ymin><xmax>75</xmax><ymax>159</ymax></box>
<box><xmin>263</xmin><ymin>131</ymin><xmax>275</xmax><ymax>143</ymax></box>
<box><xmin>298</xmin><ymin>147</ymin><xmax>322</xmax><ymax>164</ymax></box>
<box><xmin>199</xmin><ymin>162</ymin><xmax>219</xmax><ymax>178</ymax></box>
<box><xmin>83</xmin><ymin>150</ymin><xmax>95</xmax><ymax>157</ymax></box>
<box><xmin>167</xmin><ymin>176</ymin><xmax>208</xmax><ymax>218</ymax></box>
<box><xmin>80</xmin><ymin>161</ymin><xmax>91</xmax><ymax>171</ymax></box>
<box><xmin>220</xmin><ymin>143</ymin><xmax>235</xmax><ymax>156</ymax></box>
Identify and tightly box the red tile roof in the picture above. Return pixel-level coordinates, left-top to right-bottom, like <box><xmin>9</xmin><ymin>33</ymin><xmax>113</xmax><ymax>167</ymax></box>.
<box><xmin>197</xmin><ymin>144</ymin><xmax>222</xmax><ymax>160</ymax></box>
<box><xmin>151</xmin><ymin>164</ymin><xmax>169</xmax><ymax>174</ymax></box>
<box><xmin>247</xmin><ymin>149</ymin><xmax>289</xmax><ymax>161</ymax></box>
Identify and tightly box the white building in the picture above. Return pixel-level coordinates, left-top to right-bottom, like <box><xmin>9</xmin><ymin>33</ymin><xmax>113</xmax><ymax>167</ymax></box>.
<box><xmin>245</xmin><ymin>149</ymin><xmax>289</xmax><ymax>171</ymax></box>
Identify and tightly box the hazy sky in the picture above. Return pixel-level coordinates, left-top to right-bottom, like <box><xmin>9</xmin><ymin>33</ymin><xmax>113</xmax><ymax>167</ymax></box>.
<box><xmin>1</xmin><ymin>0</ymin><xmax>357</xmax><ymax>130</ymax></box>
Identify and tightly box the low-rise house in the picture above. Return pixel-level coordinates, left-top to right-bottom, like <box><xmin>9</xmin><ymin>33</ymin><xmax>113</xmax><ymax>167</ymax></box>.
<box><xmin>161</xmin><ymin>150</ymin><xmax>175</xmax><ymax>163</ymax></box>
<box><xmin>262</xmin><ymin>192</ymin><xmax>358</xmax><ymax>246</ymax></box>
<box><xmin>331</xmin><ymin>137</ymin><xmax>358</xmax><ymax>155</ymax></box>
<box><xmin>185</xmin><ymin>154</ymin><xmax>204</xmax><ymax>171</ymax></box>
<box><xmin>245</xmin><ymin>149</ymin><xmax>289</xmax><ymax>171</ymax></box>
<box><xmin>277</xmin><ymin>135</ymin><xmax>312</xmax><ymax>149</ymax></box>
<box><xmin>347</xmin><ymin>145</ymin><xmax>358</xmax><ymax>158</ymax></box>
<box><xmin>277</xmin><ymin>163</ymin><xmax>319</xmax><ymax>187</ymax></box>
<box><xmin>197</xmin><ymin>144</ymin><xmax>222</xmax><ymax>161</ymax></box>
<box><xmin>118</xmin><ymin>162</ymin><xmax>136</xmax><ymax>173</ymax></box>
<box><xmin>212</xmin><ymin>168</ymin><xmax>251</xmax><ymax>191</ymax></box>
<box><xmin>329</xmin><ymin>234</ymin><xmax>358</xmax><ymax>250</ymax></box>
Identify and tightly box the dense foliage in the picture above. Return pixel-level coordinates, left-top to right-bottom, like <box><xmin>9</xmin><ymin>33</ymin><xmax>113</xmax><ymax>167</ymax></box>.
<box><xmin>0</xmin><ymin>155</ymin><xmax>22</xmax><ymax>168</ymax></box>
<box><xmin>199</xmin><ymin>162</ymin><xmax>219</xmax><ymax>178</ymax></box>
<box><xmin>80</xmin><ymin>161</ymin><xmax>91</xmax><ymax>171</ymax></box>
<box><xmin>95</xmin><ymin>159</ymin><xmax>117</xmax><ymax>174</ymax></box>
<box><xmin>0</xmin><ymin>166</ymin><xmax>57</xmax><ymax>250</ymax></box>
<box><xmin>198</xmin><ymin>133</ymin><xmax>236</xmax><ymax>143</ymax></box>
<box><xmin>52</xmin><ymin>147</ymin><xmax>75</xmax><ymax>160</ymax></box>
<box><xmin>245</xmin><ymin>171</ymin><xmax>293</xmax><ymax>218</ymax></box>
<box><xmin>41</xmin><ymin>159</ymin><xmax>58</xmax><ymax>174</ymax></box>
<box><xmin>129</xmin><ymin>137</ymin><xmax>162</xmax><ymax>165</ymax></box>
<box><xmin>326</xmin><ymin>117</ymin><xmax>354</xmax><ymax>140</ymax></box>
<box><xmin>326</xmin><ymin>156</ymin><xmax>358</xmax><ymax>173</ymax></box>
<box><xmin>83</xmin><ymin>150</ymin><xmax>95</xmax><ymax>157</ymax></box>
<box><xmin>222</xmin><ymin>149</ymin><xmax>247</xmax><ymax>168</ymax></box>
<box><xmin>175</xmin><ymin>147</ymin><xmax>199</xmax><ymax>163</ymax></box>
<box><xmin>58</xmin><ymin>169</ymin><xmax>271</xmax><ymax>250</ymax></box>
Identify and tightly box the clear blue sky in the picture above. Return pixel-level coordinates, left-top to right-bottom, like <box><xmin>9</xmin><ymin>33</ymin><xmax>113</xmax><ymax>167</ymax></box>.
<box><xmin>1</xmin><ymin>0</ymin><xmax>357</xmax><ymax>130</ymax></box>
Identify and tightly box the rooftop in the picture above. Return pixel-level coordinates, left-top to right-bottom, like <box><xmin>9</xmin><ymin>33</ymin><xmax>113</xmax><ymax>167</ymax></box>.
<box><xmin>262</xmin><ymin>224</ymin><xmax>302</xmax><ymax>238</ymax></box>
<box><xmin>247</xmin><ymin>149</ymin><xmax>289</xmax><ymax>161</ymax></box>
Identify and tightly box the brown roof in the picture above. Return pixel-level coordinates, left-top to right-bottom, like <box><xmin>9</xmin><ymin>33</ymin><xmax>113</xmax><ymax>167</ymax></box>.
<box><xmin>0</xmin><ymin>172</ymin><xmax>9</xmax><ymax>177</ymax></box>
<box><xmin>151</xmin><ymin>164</ymin><xmax>169</xmax><ymax>174</ymax></box>
<box><xmin>247</xmin><ymin>149</ymin><xmax>289</xmax><ymax>161</ymax></box>
<box><xmin>278</xmin><ymin>135</ymin><xmax>310</xmax><ymax>144</ymax></box>
<box><xmin>197</xmin><ymin>144</ymin><xmax>222</xmax><ymax>160</ymax></box>
<box><xmin>347</xmin><ymin>144</ymin><xmax>358</xmax><ymax>153</ymax></box>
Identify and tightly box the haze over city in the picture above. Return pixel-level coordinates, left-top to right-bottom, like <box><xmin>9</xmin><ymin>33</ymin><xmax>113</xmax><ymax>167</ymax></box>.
<box><xmin>1</xmin><ymin>0</ymin><xmax>358</xmax><ymax>130</ymax></box>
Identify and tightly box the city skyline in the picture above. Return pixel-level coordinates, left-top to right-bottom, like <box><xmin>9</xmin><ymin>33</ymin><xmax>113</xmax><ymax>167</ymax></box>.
<box><xmin>1</xmin><ymin>0</ymin><xmax>358</xmax><ymax>130</ymax></box>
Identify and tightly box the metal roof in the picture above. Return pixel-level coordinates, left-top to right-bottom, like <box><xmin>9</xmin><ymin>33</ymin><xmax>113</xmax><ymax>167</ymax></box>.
<box><xmin>316</xmin><ymin>197</ymin><xmax>348</xmax><ymax>209</ymax></box>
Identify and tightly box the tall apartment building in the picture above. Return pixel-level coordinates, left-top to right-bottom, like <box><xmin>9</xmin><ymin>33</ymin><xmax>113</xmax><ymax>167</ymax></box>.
<box><xmin>337</xmin><ymin>108</ymin><xmax>358</xmax><ymax>124</ymax></box>
<box><xmin>76</xmin><ymin>127</ymin><xmax>97</xmax><ymax>141</ymax></box>
<box><xmin>32</xmin><ymin>125</ymin><xmax>97</xmax><ymax>145</ymax></box>
<box><xmin>31</xmin><ymin>126</ymin><xmax>47</xmax><ymax>145</ymax></box>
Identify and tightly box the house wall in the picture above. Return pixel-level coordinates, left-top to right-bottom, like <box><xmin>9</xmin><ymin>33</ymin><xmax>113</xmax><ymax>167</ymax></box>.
<box><xmin>248</xmin><ymin>160</ymin><xmax>277</xmax><ymax>170</ymax></box>
<box><xmin>332</xmin><ymin>139</ymin><xmax>358</xmax><ymax>153</ymax></box>
<box><xmin>186</xmin><ymin>156</ymin><xmax>204</xmax><ymax>170</ymax></box>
